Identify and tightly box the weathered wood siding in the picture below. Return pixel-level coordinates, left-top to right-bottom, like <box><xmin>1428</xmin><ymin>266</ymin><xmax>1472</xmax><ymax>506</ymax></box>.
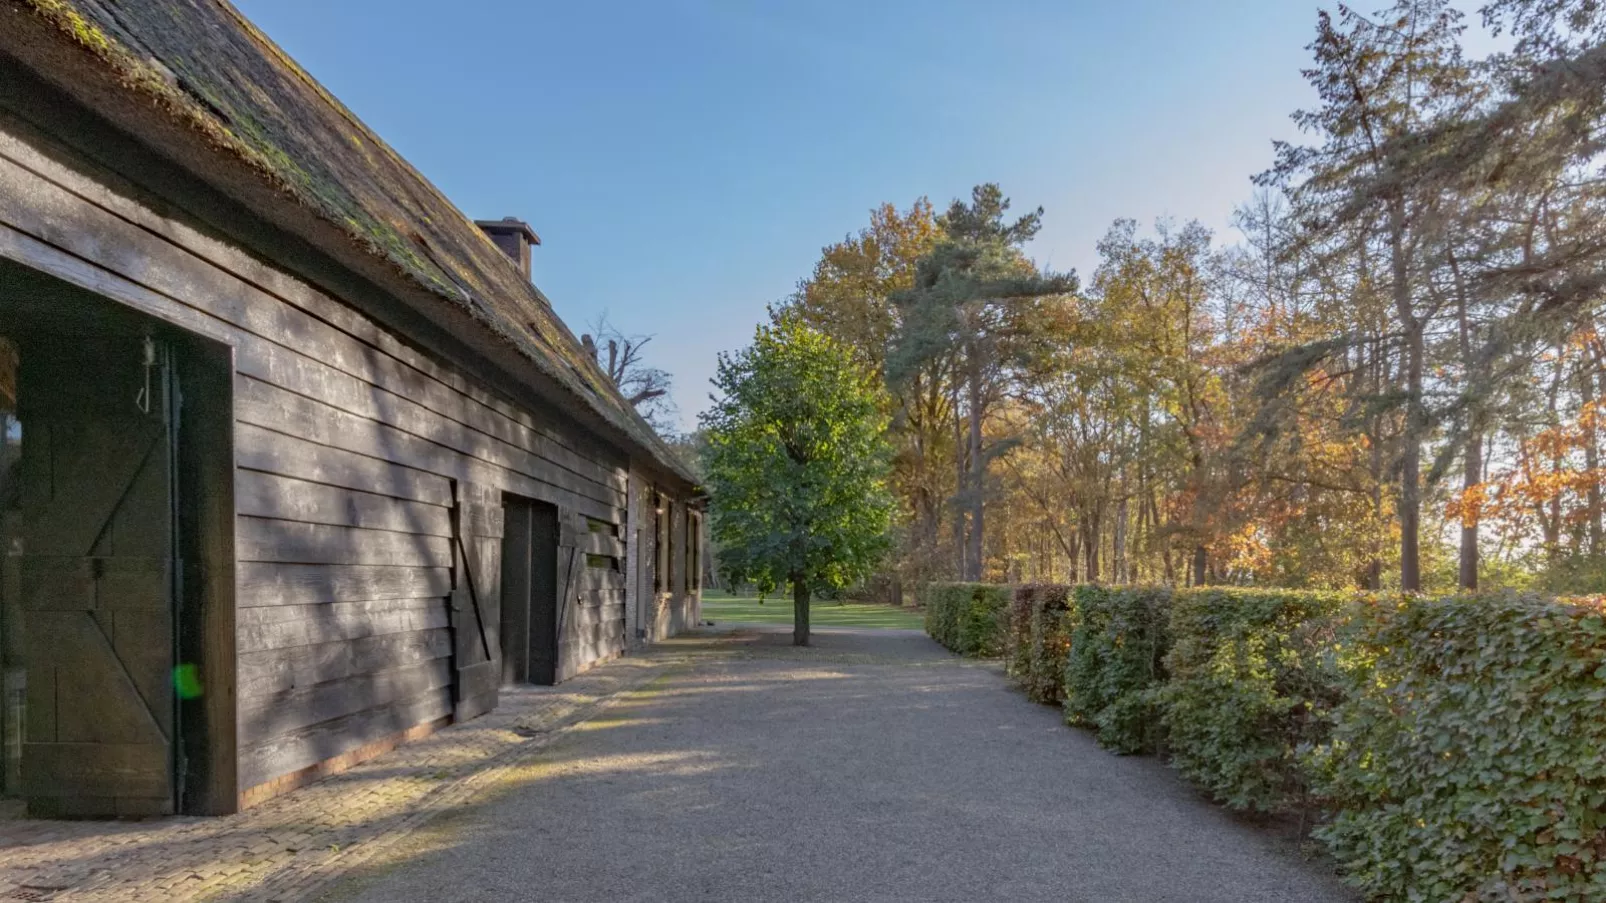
<box><xmin>637</xmin><ymin>490</ymin><xmax>699</xmax><ymax>643</ymax></box>
<box><xmin>554</xmin><ymin>512</ymin><xmax>628</xmax><ymax>683</ymax></box>
<box><xmin>0</xmin><ymin>122</ymin><xmax>659</xmax><ymax>802</ymax></box>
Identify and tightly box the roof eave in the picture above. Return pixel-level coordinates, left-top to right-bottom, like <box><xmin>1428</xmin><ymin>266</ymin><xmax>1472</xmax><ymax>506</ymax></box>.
<box><xmin>0</xmin><ymin>6</ymin><xmax>699</xmax><ymax>487</ymax></box>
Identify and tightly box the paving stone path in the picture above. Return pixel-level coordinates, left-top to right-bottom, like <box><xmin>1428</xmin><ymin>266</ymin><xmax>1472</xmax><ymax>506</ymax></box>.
<box><xmin>0</xmin><ymin>636</ymin><xmax>720</xmax><ymax>903</ymax></box>
<box><xmin>320</xmin><ymin>626</ymin><xmax>1358</xmax><ymax>903</ymax></box>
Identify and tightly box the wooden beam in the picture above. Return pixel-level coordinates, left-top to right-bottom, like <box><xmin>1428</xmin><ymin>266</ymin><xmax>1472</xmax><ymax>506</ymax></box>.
<box><xmin>177</xmin><ymin>337</ymin><xmax>237</xmax><ymax>815</ymax></box>
<box><xmin>236</xmin><ymin>563</ymin><xmax>452</xmax><ymax>608</ymax></box>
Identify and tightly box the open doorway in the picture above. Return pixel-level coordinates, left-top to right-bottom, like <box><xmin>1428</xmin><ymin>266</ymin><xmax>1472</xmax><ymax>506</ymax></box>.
<box><xmin>499</xmin><ymin>496</ymin><xmax>559</xmax><ymax>686</ymax></box>
<box><xmin>0</xmin><ymin>261</ymin><xmax>232</xmax><ymax>817</ymax></box>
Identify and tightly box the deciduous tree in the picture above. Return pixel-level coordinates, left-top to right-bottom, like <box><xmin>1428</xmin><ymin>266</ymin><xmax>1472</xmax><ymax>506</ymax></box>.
<box><xmin>700</xmin><ymin>317</ymin><xmax>895</xmax><ymax>645</ymax></box>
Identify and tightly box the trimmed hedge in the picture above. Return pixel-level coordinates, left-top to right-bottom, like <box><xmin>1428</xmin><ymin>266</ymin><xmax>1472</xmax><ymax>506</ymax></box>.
<box><xmin>1062</xmin><ymin>585</ymin><xmax>1172</xmax><ymax>754</ymax></box>
<box><xmin>1156</xmin><ymin>587</ymin><xmax>1357</xmax><ymax>814</ymax></box>
<box><xmin>1002</xmin><ymin>584</ymin><xmax>1073</xmax><ymax>703</ymax></box>
<box><xmin>1004</xmin><ymin>585</ymin><xmax>1038</xmax><ymax>683</ymax></box>
<box><xmin>1023</xmin><ymin>584</ymin><xmax>1072</xmax><ymax>704</ymax></box>
<box><xmin>1311</xmin><ymin>594</ymin><xmax>1606</xmax><ymax>903</ymax></box>
<box><xmin>924</xmin><ymin>582</ymin><xmax>1010</xmax><ymax>656</ymax></box>
<box><xmin>933</xmin><ymin>582</ymin><xmax>1606</xmax><ymax>901</ymax></box>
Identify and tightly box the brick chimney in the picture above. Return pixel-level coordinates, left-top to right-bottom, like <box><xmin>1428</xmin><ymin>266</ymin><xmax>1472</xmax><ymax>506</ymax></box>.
<box><xmin>475</xmin><ymin>217</ymin><xmax>541</xmax><ymax>281</ymax></box>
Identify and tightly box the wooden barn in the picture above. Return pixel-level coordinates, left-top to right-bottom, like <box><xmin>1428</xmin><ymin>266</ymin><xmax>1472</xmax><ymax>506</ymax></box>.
<box><xmin>0</xmin><ymin>0</ymin><xmax>705</xmax><ymax>817</ymax></box>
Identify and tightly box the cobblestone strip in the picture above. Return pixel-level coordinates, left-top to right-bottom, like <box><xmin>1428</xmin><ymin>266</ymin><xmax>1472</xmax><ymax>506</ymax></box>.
<box><xmin>0</xmin><ymin>637</ymin><xmax>720</xmax><ymax>903</ymax></box>
<box><xmin>244</xmin><ymin>659</ymin><xmax>680</xmax><ymax>903</ymax></box>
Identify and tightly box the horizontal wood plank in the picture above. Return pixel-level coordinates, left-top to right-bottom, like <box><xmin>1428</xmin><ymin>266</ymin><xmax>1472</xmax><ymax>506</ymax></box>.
<box><xmin>238</xmin><ymin>598</ymin><xmax>450</xmax><ymax>653</ymax></box>
<box><xmin>239</xmin><ymin>657</ymin><xmax>454</xmax><ymax>745</ymax></box>
<box><xmin>21</xmin><ymin>742</ymin><xmax>170</xmax><ymax>800</ymax></box>
<box><xmin>236</xmin><ymin>423</ymin><xmax>452</xmax><ymax>507</ymax></box>
<box><xmin>238</xmin><ymin>687</ymin><xmax>451</xmax><ymax>791</ymax></box>
<box><xmin>238</xmin><ymin>627</ymin><xmax>453</xmax><ymax>698</ymax></box>
<box><xmin>575</xmin><ymin>569</ymin><xmax>627</xmax><ymax>593</ymax></box>
<box><xmin>0</xmin><ymin>126</ymin><xmax>706</xmax><ymax>799</ymax></box>
<box><xmin>237</xmin><ymin>470</ymin><xmax>452</xmax><ymax>537</ymax></box>
<box><xmin>238</xmin><ymin>341</ymin><xmax>625</xmax><ymax>499</ymax></box>
<box><xmin>237</xmin><ymin>517</ymin><xmax>451</xmax><ymax>567</ymax></box>
<box><xmin>237</xmin><ymin>563</ymin><xmax>452</xmax><ymax>608</ymax></box>
<box><xmin>237</xmin><ymin>377</ymin><xmax>622</xmax><ymax>522</ymax></box>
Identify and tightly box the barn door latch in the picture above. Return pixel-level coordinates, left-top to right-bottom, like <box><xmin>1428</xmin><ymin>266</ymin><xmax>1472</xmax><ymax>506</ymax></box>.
<box><xmin>135</xmin><ymin>335</ymin><xmax>157</xmax><ymax>414</ymax></box>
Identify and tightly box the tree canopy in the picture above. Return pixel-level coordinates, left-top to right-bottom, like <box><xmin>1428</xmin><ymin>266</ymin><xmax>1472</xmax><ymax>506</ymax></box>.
<box><xmin>700</xmin><ymin>317</ymin><xmax>895</xmax><ymax>645</ymax></box>
<box><xmin>760</xmin><ymin>0</ymin><xmax>1606</xmax><ymax>598</ymax></box>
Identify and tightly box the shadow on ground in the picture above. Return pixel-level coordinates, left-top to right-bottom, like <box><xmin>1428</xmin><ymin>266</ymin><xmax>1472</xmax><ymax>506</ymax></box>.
<box><xmin>312</xmin><ymin>626</ymin><xmax>1357</xmax><ymax>903</ymax></box>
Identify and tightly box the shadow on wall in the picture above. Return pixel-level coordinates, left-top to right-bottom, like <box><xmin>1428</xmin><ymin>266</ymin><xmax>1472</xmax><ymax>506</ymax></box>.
<box><xmin>234</xmin><ymin>373</ymin><xmax>461</xmax><ymax>800</ymax></box>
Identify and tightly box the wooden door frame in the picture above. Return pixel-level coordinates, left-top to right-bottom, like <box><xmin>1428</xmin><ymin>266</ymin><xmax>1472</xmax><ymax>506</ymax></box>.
<box><xmin>499</xmin><ymin>497</ymin><xmax>532</xmax><ymax>686</ymax></box>
<box><xmin>0</xmin><ymin>277</ymin><xmax>238</xmax><ymax>816</ymax></box>
<box><xmin>172</xmin><ymin>334</ymin><xmax>237</xmax><ymax>815</ymax></box>
<box><xmin>529</xmin><ymin>501</ymin><xmax>560</xmax><ymax>686</ymax></box>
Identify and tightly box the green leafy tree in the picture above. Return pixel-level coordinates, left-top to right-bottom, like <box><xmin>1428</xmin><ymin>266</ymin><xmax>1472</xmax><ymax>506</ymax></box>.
<box><xmin>776</xmin><ymin>200</ymin><xmax>954</xmax><ymax>587</ymax></box>
<box><xmin>700</xmin><ymin>317</ymin><xmax>895</xmax><ymax>645</ymax></box>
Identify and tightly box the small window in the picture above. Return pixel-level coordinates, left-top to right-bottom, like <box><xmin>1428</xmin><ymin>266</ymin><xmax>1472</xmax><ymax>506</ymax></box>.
<box><xmin>585</xmin><ymin>517</ymin><xmax>616</xmax><ymax>537</ymax></box>
<box><xmin>586</xmin><ymin>553</ymin><xmax>619</xmax><ymax>571</ymax></box>
<box><xmin>655</xmin><ymin>493</ymin><xmax>672</xmax><ymax>594</ymax></box>
<box><xmin>688</xmin><ymin>510</ymin><xmax>702</xmax><ymax>592</ymax></box>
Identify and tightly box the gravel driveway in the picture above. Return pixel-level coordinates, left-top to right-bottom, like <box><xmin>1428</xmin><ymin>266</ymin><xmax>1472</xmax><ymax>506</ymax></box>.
<box><xmin>323</xmin><ymin>625</ymin><xmax>1358</xmax><ymax>903</ymax></box>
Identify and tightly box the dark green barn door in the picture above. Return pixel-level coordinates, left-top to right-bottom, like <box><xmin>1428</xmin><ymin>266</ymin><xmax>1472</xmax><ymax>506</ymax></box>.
<box><xmin>496</xmin><ymin>496</ymin><xmax>558</xmax><ymax>687</ymax></box>
<box><xmin>528</xmin><ymin>502</ymin><xmax>559</xmax><ymax>686</ymax></box>
<box><xmin>16</xmin><ymin>335</ymin><xmax>177</xmax><ymax>817</ymax></box>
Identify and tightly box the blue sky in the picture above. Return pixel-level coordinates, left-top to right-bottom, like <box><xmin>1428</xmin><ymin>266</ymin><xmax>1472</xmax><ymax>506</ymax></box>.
<box><xmin>232</xmin><ymin>1</ymin><xmax>1482</xmax><ymax>432</ymax></box>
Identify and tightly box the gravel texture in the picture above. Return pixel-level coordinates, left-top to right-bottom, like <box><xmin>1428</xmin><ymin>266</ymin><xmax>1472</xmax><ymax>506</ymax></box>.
<box><xmin>324</xmin><ymin>625</ymin><xmax>1358</xmax><ymax>903</ymax></box>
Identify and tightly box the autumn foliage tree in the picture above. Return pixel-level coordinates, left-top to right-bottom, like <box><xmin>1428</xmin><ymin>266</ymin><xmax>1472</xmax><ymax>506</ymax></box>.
<box><xmin>764</xmin><ymin>0</ymin><xmax>1606</xmax><ymax>597</ymax></box>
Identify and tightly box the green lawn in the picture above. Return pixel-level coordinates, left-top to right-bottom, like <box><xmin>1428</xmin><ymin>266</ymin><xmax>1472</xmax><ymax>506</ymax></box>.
<box><xmin>701</xmin><ymin>589</ymin><xmax>924</xmax><ymax>630</ymax></box>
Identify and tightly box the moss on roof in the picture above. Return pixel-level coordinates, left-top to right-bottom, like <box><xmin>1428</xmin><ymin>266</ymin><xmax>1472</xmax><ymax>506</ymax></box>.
<box><xmin>13</xmin><ymin>0</ymin><xmax>693</xmax><ymax>483</ymax></box>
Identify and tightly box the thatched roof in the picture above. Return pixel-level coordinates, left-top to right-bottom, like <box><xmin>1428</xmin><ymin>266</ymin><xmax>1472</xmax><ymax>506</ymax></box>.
<box><xmin>2</xmin><ymin>0</ymin><xmax>694</xmax><ymax>484</ymax></box>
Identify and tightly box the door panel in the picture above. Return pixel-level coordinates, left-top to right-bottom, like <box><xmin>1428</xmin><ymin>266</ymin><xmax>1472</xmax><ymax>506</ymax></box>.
<box><xmin>499</xmin><ymin>500</ymin><xmax>532</xmax><ymax>686</ymax></box>
<box><xmin>528</xmin><ymin>502</ymin><xmax>559</xmax><ymax>686</ymax></box>
<box><xmin>450</xmin><ymin>482</ymin><xmax>503</xmax><ymax>721</ymax></box>
<box><xmin>497</xmin><ymin>497</ymin><xmax>559</xmax><ymax>687</ymax></box>
<box><xmin>15</xmin><ymin>334</ymin><xmax>176</xmax><ymax>816</ymax></box>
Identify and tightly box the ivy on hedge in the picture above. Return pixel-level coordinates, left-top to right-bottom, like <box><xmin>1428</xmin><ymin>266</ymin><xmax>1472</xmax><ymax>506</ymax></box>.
<box><xmin>1062</xmin><ymin>585</ymin><xmax>1172</xmax><ymax>754</ymax></box>
<box><xmin>1156</xmin><ymin>587</ymin><xmax>1357</xmax><ymax>814</ymax></box>
<box><xmin>923</xmin><ymin>582</ymin><xmax>1010</xmax><ymax>656</ymax></box>
<box><xmin>1310</xmin><ymin>594</ymin><xmax>1606</xmax><ymax>903</ymax></box>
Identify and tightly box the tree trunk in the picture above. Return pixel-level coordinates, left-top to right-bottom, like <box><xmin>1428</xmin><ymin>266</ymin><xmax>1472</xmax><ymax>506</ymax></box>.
<box><xmin>1459</xmin><ymin>431</ymin><xmax>1481</xmax><ymax>591</ymax></box>
<box><xmin>966</xmin><ymin>351</ymin><xmax>985</xmax><ymax>582</ymax></box>
<box><xmin>1366</xmin><ymin>338</ymin><xmax>1386</xmax><ymax>591</ymax></box>
<box><xmin>1113</xmin><ymin>493</ymin><xmax>1128</xmax><ymax>585</ymax></box>
<box><xmin>1454</xmin><ymin>261</ymin><xmax>1479</xmax><ymax>591</ymax></box>
<box><xmin>792</xmin><ymin>578</ymin><xmax>811</xmax><ymax>647</ymax></box>
<box><xmin>1583</xmin><ymin>341</ymin><xmax>1604</xmax><ymax>554</ymax></box>
<box><xmin>1185</xmin><ymin>421</ymin><xmax>1208</xmax><ymax>589</ymax></box>
<box><xmin>1084</xmin><ymin>508</ymin><xmax>1101</xmax><ymax>583</ymax></box>
<box><xmin>1546</xmin><ymin>349</ymin><xmax>1565</xmax><ymax>562</ymax></box>
<box><xmin>1391</xmin><ymin>202</ymin><xmax>1423</xmax><ymax>592</ymax></box>
<box><xmin>1400</xmin><ymin>339</ymin><xmax>1424</xmax><ymax>592</ymax></box>
<box><xmin>952</xmin><ymin>379</ymin><xmax>967</xmax><ymax>580</ymax></box>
